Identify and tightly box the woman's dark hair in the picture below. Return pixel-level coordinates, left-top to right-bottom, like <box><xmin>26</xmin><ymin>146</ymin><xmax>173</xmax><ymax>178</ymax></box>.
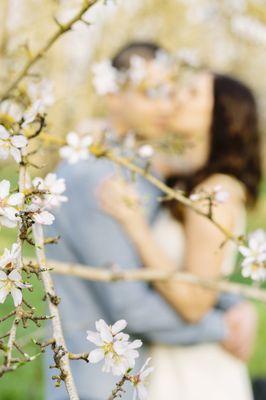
<box><xmin>167</xmin><ymin>74</ymin><xmax>262</xmax><ymax>208</ymax></box>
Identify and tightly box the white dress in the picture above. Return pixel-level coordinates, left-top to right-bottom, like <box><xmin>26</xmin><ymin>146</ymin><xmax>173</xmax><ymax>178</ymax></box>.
<box><xmin>148</xmin><ymin>209</ymin><xmax>253</xmax><ymax>400</ymax></box>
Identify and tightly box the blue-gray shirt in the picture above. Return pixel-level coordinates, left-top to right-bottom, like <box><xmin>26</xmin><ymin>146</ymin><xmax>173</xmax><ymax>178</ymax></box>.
<box><xmin>45</xmin><ymin>157</ymin><xmax>239</xmax><ymax>400</ymax></box>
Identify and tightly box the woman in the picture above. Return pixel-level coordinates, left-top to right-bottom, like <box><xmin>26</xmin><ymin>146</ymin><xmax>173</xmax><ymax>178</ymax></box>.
<box><xmin>98</xmin><ymin>49</ymin><xmax>261</xmax><ymax>399</ymax></box>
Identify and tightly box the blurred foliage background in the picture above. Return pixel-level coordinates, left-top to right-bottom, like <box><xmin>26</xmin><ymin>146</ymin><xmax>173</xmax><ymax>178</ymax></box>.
<box><xmin>0</xmin><ymin>0</ymin><xmax>266</xmax><ymax>398</ymax></box>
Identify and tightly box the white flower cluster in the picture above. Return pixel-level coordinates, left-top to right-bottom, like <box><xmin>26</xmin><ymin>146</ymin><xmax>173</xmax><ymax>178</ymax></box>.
<box><xmin>87</xmin><ymin>319</ymin><xmax>142</xmax><ymax>375</ymax></box>
<box><xmin>0</xmin><ymin>244</ymin><xmax>31</xmax><ymax>306</ymax></box>
<box><xmin>189</xmin><ymin>185</ymin><xmax>229</xmax><ymax>204</ymax></box>
<box><xmin>26</xmin><ymin>173</ymin><xmax>68</xmax><ymax>226</ymax></box>
<box><xmin>239</xmin><ymin>229</ymin><xmax>266</xmax><ymax>281</ymax></box>
<box><xmin>0</xmin><ymin>172</ymin><xmax>67</xmax><ymax>229</ymax></box>
<box><xmin>60</xmin><ymin>131</ymin><xmax>93</xmax><ymax>164</ymax></box>
<box><xmin>0</xmin><ymin>78</ymin><xmax>54</xmax><ymax>127</ymax></box>
<box><xmin>92</xmin><ymin>51</ymin><xmax>176</xmax><ymax>98</ymax></box>
<box><xmin>0</xmin><ymin>125</ymin><xmax>28</xmax><ymax>164</ymax></box>
<box><xmin>87</xmin><ymin>319</ymin><xmax>153</xmax><ymax>400</ymax></box>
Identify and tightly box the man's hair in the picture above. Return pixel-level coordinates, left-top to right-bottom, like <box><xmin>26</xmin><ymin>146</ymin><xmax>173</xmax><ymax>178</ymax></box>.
<box><xmin>112</xmin><ymin>41</ymin><xmax>162</xmax><ymax>70</ymax></box>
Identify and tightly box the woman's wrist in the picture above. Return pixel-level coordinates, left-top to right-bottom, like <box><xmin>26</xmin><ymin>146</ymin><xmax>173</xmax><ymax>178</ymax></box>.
<box><xmin>122</xmin><ymin>212</ymin><xmax>149</xmax><ymax>243</ymax></box>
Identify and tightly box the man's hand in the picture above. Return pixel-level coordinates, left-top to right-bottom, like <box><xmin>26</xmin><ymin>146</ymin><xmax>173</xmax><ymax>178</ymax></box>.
<box><xmin>97</xmin><ymin>175</ymin><xmax>144</xmax><ymax>226</ymax></box>
<box><xmin>221</xmin><ymin>301</ymin><xmax>258</xmax><ymax>362</ymax></box>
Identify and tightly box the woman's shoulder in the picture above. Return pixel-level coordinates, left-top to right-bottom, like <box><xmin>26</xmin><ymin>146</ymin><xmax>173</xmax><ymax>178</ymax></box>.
<box><xmin>195</xmin><ymin>173</ymin><xmax>246</xmax><ymax>205</ymax></box>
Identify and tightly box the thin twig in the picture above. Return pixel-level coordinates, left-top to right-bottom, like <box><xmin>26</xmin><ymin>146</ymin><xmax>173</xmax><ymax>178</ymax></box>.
<box><xmin>32</xmin><ymin>224</ymin><xmax>79</xmax><ymax>400</ymax></box>
<box><xmin>0</xmin><ymin>0</ymin><xmax>99</xmax><ymax>102</ymax></box>
<box><xmin>29</xmin><ymin>258</ymin><xmax>266</xmax><ymax>303</ymax></box>
<box><xmin>105</xmin><ymin>151</ymin><xmax>237</xmax><ymax>243</ymax></box>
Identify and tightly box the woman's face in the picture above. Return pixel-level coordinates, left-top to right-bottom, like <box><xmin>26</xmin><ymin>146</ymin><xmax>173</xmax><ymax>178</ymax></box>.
<box><xmin>151</xmin><ymin>73</ymin><xmax>214</xmax><ymax>176</ymax></box>
<box><xmin>169</xmin><ymin>72</ymin><xmax>214</xmax><ymax>136</ymax></box>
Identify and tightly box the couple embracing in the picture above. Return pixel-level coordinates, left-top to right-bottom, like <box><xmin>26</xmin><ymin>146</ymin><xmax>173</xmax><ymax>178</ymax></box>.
<box><xmin>46</xmin><ymin>42</ymin><xmax>261</xmax><ymax>400</ymax></box>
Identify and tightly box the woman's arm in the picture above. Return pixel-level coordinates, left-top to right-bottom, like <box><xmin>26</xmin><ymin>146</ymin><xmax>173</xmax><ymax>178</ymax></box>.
<box><xmin>99</xmin><ymin>174</ymin><xmax>246</xmax><ymax>323</ymax></box>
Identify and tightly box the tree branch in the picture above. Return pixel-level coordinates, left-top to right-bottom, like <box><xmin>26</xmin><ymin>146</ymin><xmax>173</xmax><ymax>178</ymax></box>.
<box><xmin>0</xmin><ymin>0</ymin><xmax>99</xmax><ymax>102</ymax></box>
<box><xmin>32</xmin><ymin>224</ymin><xmax>79</xmax><ymax>400</ymax></box>
<box><xmin>26</xmin><ymin>258</ymin><xmax>266</xmax><ymax>303</ymax></box>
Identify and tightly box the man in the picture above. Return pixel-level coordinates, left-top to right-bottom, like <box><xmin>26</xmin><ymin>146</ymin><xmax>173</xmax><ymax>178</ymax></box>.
<box><xmin>45</xmin><ymin>42</ymin><xmax>256</xmax><ymax>400</ymax></box>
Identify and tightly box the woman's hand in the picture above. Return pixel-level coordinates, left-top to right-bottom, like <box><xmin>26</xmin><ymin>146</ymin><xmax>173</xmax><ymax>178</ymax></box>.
<box><xmin>222</xmin><ymin>302</ymin><xmax>258</xmax><ymax>362</ymax></box>
<box><xmin>97</xmin><ymin>175</ymin><xmax>145</xmax><ymax>228</ymax></box>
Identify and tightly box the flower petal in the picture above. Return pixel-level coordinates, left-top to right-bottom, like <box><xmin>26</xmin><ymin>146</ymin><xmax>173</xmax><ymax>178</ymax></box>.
<box><xmin>33</xmin><ymin>211</ymin><xmax>55</xmax><ymax>225</ymax></box>
<box><xmin>11</xmin><ymin>286</ymin><xmax>22</xmax><ymax>306</ymax></box>
<box><xmin>129</xmin><ymin>339</ymin><xmax>142</xmax><ymax>349</ymax></box>
<box><xmin>10</xmin><ymin>147</ymin><xmax>21</xmax><ymax>163</ymax></box>
<box><xmin>0</xmin><ymin>180</ymin><xmax>10</xmax><ymax>199</ymax></box>
<box><xmin>111</xmin><ymin>319</ymin><xmax>127</xmax><ymax>335</ymax></box>
<box><xmin>86</xmin><ymin>331</ymin><xmax>103</xmax><ymax>346</ymax></box>
<box><xmin>8</xmin><ymin>269</ymin><xmax>22</xmax><ymax>282</ymax></box>
<box><xmin>0</xmin><ymin>125</ymin><xmax>10</xmax><ymax>139</ymax></box>
<box><xmin>88</xmin><ymin>348</ymin><xmax>104</xmax><ymax>363</ymax></box>
<box><xmin>11</xmin><ymin>135</ymin><xmax>28</xmax><ymax>148</ymax></box>
<box><xmin>7</xmin><ymin>192</ymin><xmax>24</xmax><ymax>206</ymax></box>
<box><xmin>0</xmin><ymin>286</ymin><xmax>9</xmax><ymax>304</ymax></box>
<box><xmin>0</xmin><ymin>270</ymin><xmax>7</xmax><ymax>280</ymax></box>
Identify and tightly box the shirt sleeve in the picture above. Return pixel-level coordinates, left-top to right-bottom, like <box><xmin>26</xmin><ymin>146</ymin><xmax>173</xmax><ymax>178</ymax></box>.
<box><xmin>46</xmin><ymin>159</ymin><xmax>228</xmax><ymax>345</ymax></box>
<box><xmin>216</xmin><ymin>292</ymin><xmax>242</xmax><ymax>311</ymax></box>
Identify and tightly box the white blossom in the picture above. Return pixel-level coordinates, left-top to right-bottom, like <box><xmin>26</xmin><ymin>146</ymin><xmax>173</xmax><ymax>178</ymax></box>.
<box><xmin>0</xmin><ymin>100</ymin><xmax>23</xmax><ymax>123</ymax></box>
<box><xmin>0</xmin><ymin>269</ymin><xmax>31</xmax><ymax>307</ymax></box>
<box><xmin>189</xmin><ymin>186</ymin><xmax>229</xmax><ymax>204</ymax></box>
<box><xmin>60</xmin><ymin>132</ymin><xmax>93</xmax><ymax>164</ymax></box>
<box><xmin>32</xmin><ymin>173</ymin><xmax>67</xmax><ymax>209</ymax></box>
<box><xmin>132</xmin><ymin>358</ymin><xmax>154</xmax><ymax>400</ymax></box>
<box><xmin>24</xmin><ymin>202</ymin><xmax>55</xmax><ymax>226</ymax></box>
<box><xmin>0</xmin><ymin>125</ymin><xmax>28</xmax><ymax>163</ymax></box>
<box><xmin>128</xmin><ymin>56</ymin><xmax>148</xmax><ymax>85</ymax></box>
<box><xmin>0</xmin><ymin>180</ymin><xmax>24</xmax><ymax>228</ymax></box>
<box><xmin>22</xmin><ymin>100</ymin><xmax>43</xmax><ymax>128</ymax></box>
<box><xmin>138</xmin><ymin>145</ymin><xmax>154</xmax><ymax>159</ymax></box>
<box><xmin>239</xmin><ymin>229</ymin><xmax>266</xmax><ymax>281</ymax></box>
<box><xmin>189</xmin><ymin>192</ymin><xmax>203</xmax><ymax>202</ymax></box>
<box><xmin>26</xmin><ymin>79</ymin><xmax>54</xmax><ymax>110</ymax></box>
<box><xmin>0</xmin><ymin>243</ymin><xmax>20</xmax><ymax>269</ymax></box>
<box><xmin>87</xmin><ymin>319</ymin><xmax>142</xmax><ymax>376</ymax></box>
<box><xmin>92</xmin><ymin>60</ymin><xmax>119</xmax><ymax>95</ymax></box>
<box><xmin>213</xmin><ymin>185</ymin><xmax>229</xmax><ymax>203</ymax></box>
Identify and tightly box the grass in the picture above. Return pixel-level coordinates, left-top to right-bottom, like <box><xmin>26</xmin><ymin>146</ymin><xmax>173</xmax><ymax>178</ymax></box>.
<box><xmin>0</xmin><ymin>167</ymin><xmax>265</xmax><ymax>399</ymax></box>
